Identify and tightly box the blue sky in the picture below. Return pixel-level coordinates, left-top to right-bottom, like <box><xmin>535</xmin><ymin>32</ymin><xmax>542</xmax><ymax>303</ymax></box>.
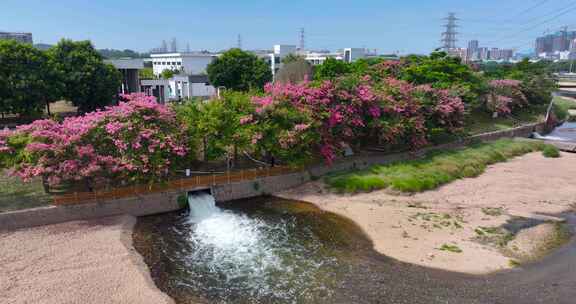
<box><xmin>2</xmin><ymin>0</ymin><xmax>575</xmax><ymax>54</ymax></box>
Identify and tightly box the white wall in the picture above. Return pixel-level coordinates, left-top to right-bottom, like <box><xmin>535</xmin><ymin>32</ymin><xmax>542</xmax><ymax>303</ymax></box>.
<box><xmin>191</xmin><ymin>83</ymin><xmax>216</xmax><ymax>97</ymax></box>
<box><xmin>151</xmin><ymin>53</ymin><xmax>216</xmax><ymax>76</ymax></box>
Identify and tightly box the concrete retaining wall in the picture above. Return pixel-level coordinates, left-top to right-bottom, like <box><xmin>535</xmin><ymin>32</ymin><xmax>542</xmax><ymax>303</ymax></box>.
<box><xmin>0</xmin><ymin>191</ymin><xmax>183</xmax><ymax>231</ymax></box>
<box><xmin>469</xmin><ymin>122</ymin><xmax>546</xmax><ymax>142</ymax></box>
<box><xmin>0</xmin><ymin>122</ymin><xmax>546</xmax><ymax>231</ymax></box>
<box><xmin>212</xmin><ymin>172</ymin><xmax>310</xmax><ymax>202</ymax></box>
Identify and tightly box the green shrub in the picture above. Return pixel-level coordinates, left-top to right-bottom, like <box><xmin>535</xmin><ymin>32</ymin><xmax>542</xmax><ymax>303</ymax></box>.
<box><xmin>326</xmin><ymin>139</ymin><xmax>545</xmax><ymax>193</ymax></box>
<box><xmin>542</xmin><ymin>145</ymin><xmax>560</xmax><ymax>158</ymax></box>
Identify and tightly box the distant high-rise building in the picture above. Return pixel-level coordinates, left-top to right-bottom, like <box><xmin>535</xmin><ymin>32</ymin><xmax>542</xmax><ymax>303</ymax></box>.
<box><xmin>467</xmin><ymin>40</ymin><xmax>479</xmax><ymax>60</ymax></box>
<box><xmin>0</xmin><ymin>31</ymin><xmax>33</xmax><ymax>44</ymax></box>
<box><xmin>535</xmin><ymin>29</ymin><xmax>576</xmax><ymax>57</ymax></box>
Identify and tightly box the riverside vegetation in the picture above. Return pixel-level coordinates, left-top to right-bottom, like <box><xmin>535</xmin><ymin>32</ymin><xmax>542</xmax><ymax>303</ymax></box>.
<box><xmin>325</xmin><ymin>139</ymin><xmax>559</xmax><ymax>193</ymax></box>
<box><xmin>0</xmin><ymin>49</ymin><xmax>562</xmax><ymax>199</ymax></box>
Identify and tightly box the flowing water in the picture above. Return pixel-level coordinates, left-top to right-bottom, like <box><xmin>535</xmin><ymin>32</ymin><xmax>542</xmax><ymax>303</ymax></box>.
<box><xmin>134</xmin><ymin>195</ymin><xmax>371</xmax><ymax>304</ymax></box>
<box><xmin>133</xmin><ymin>195</ymin><xmax>576</xmax><ymax>304</ymax></box>
<box><xmin>534</xmin><ymin>122</ymin><xmax>576</xmax><ymax>142</ymax></box>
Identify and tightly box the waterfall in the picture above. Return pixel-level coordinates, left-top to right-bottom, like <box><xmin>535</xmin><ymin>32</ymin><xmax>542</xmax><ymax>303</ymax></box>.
<box><xmin>187</xmin><ymin>192</ymin><xmax>220</xmax><ymax>223</ymax></box>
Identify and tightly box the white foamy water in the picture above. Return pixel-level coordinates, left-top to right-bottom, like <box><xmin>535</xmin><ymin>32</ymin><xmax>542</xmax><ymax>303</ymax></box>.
<box><xmin>184</xmin><ymin>193</ymin><xmax>336</xmax><ymax>302</ymax></box>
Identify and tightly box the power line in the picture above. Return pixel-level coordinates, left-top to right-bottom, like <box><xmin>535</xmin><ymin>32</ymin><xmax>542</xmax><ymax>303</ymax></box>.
<box><xmin>465</xmin><ymin>1</ymin><xmax>576</xmax><ymax>40</ymax></box>
<box><xmin>508</xmin><ymin>0</ymin><xmax>551</xmax><ymax>20</ymax></box>
<box><xmin>485</xmin><ymin>3</ymin><xmax>576</xmax><ymax>45</ymax></box>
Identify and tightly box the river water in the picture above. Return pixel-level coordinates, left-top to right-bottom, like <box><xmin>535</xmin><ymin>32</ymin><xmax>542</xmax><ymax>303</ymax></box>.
<box><xmin>133</xmin><ymin>195</ymin><xmax>576</xmax><ymax>304</ymax></box>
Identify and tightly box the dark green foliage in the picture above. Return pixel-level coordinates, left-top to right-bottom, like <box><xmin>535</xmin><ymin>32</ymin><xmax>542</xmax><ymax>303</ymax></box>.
<box><xmin>0</xmin><ymin>40</ymin><xmax>59</xmax><ymax>118</ymax></box>
<box><xmin>139</xmin><ymin>67</ymin><xmax>155</xmax><ymax>80</ymax></box>
<box><xmin>281</xmin><ymin>54</ymin><xmax>305</xmax><ymax>64</ymax></box>
<box><xmin>47</xmin><ymin>39</ymin><xmax>121</xmax><ymax>113</ymax></box>
<box><xmin>160</xmin><ymin>68</ymin><xmax>178</xmax><ymax>79</ymax></box>
<box><xmin>325</xmin><ymin>139</ymin><xmax>546</xmax><ymax>193</ymax></box>
<box><xmin>314</xmin><ymin>57</ymin><xmax>352</xmax><ymax>80</ymax></box>
<box><xmin>399</xmin><ymin>51</ymin><xmax>488</xmax><ymax>106</ymax></box>
<box><xmin>207</xmin><ymin>48</ymin><xmax>272</xmax><ymax>91</ymax></box>
<box><xmin>480</xmin><ymin>59</ymin><xmax>557</xmax><ymax>106</ymax></box>
<box><xmin>98</xmin><ymin>48</ymin><xmax>148</xmax><ymax>59</ymax></box>
<box><xmin>174</xmin><ymin>91</ymin><xmax>256</xmax><ymax>161</ymax></box>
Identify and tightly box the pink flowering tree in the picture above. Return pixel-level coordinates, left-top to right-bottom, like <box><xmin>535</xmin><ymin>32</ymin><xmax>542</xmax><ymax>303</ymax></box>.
<box><xmin>249</xmin><ymin>74</ymin><xmax>465</xmax><ymax>165</ymax></box>
<box><xmin>486</xmin><ymin>79</ymin><xmax>528</xmax><ymax>115</ymax></box>
<box><xmin>0</xmin><ymin>93</ymin><xmax>190</xmax><ymax>190</ymax></box>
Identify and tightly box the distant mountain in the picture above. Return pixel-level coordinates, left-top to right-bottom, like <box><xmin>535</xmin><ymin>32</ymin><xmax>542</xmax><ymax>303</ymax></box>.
<box><xmin>98</xmin><ymin>48</ymin><xmax>149</xmax><ymax>59</ymax></box>
<box><xmin>34</xmin><ymin>43</ymin><xmax>53</xmax><ymax>50</ymax></box>
<box><xmin>33</xmin><ymin>44</ymin><xmax>148</xmax><ymax>59</ymax></box>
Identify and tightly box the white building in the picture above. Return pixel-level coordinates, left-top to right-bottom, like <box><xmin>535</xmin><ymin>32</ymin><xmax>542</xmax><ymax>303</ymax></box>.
<box><xmin>265</xmin><ymin>45</ymin><xmax>370</xmax><ymax>77</ymax></box>
<box><xmin>150</xmin><ymin>52</ymin><xmax>217</xmax><ymax>76</ymax></box>
<box><xmin>267</xmin><ymin>45</ymin><xmax>298</xmax><ymax>77</ymax></box>
<box><xmin>141</xmin><ymin>75</ymin><xmax>216</xmax><ymax>103</ymax></box>
<box><xmin>105</xmin><ymin>58</ymin><xmax>144</xmax><ymax>94</ymax></box>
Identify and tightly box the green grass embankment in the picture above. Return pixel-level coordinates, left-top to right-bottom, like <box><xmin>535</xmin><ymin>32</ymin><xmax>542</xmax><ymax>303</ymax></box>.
<box><xmin>325</xmin><ymin>139</ymin><xmax>552</xmax><ymax>194</ymax></box>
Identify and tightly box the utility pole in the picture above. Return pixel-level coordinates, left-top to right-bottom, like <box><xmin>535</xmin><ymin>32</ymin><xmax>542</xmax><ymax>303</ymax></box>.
<box><xmin>441</xmin><ymin>13</ymin><xmax>459</xmax><ymax>52</ymax></box>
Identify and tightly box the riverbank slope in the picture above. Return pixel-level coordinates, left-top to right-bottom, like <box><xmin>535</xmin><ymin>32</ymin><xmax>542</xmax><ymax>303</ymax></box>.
<box><xmin>278</xmin><ymin>152</ymin><xmax>576</xmax><ymax>274</ymax></box>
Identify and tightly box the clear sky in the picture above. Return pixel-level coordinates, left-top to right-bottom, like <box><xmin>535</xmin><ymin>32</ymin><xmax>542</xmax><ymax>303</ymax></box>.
<box><xmin>2</xmin><ymin>0</ymin><xmax>575</xmax><ymax>54</ymax></box>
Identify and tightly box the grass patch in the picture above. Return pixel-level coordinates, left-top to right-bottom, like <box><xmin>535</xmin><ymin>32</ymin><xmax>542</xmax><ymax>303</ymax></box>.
<box><xmin>464</xmin><ymin>107</ymin><xmax>546</xmax><ymax>135</ymax></box>
<box><xmin>474</xmin><ymin>226</ymin><xmax>514</xmax><ymax>247</ymax></box>
<box><xmin>482</xmin><ymin>207</ymin><xmax>505</xmax><ymax>217</ymax></box>
<box><xmin>0</xmin><ymin>170</ymin><xmax>51</xmax><ymax>213</ymax></box>
<box><xmin>438</xmin><ymin>244</ymin><xmax>463</xmax><ymax>253</ymax></box>
<box><xmin>325</xmin><ymin>139</ymin><xmax>547</xmax><ymax>194</ymax></box>
<box><xmin>542</xmin><ymin>145</ymin><xmax>561</xmax><ymax>158</ymax></box>
<box><xmin>552</xmin><ymin>96</ymin><xmax>576</xmax><ymax>121</ymax></box>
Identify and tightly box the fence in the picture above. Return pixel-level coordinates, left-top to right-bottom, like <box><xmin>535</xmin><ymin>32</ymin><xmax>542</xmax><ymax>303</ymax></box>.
<box><xmin>52</xmin><ymin>166</ymin><xmax>298</xmax><ymax>206</ymax></box>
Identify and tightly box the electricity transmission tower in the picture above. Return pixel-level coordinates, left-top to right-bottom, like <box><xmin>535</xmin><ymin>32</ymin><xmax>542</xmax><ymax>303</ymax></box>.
<box><xmin>441</xmin><ymin>13</ymin><xmax>459</xmax><ymax>51</ymax></box>
<box><xmin>237</xmin><ymin>34</ymin><xmax>242</xmax><ymax>50</ymax></box>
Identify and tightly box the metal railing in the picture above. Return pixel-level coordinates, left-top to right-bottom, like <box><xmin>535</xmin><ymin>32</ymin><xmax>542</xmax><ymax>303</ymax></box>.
<box><xmin>52</xmin><ymin>166</ymin><xmax>298</xmax><ymax>206</ymax></box>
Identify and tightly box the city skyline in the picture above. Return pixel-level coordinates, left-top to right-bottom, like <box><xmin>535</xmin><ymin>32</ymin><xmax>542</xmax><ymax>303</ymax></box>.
<box><xmin>2</xmin><ymin>0</ymin><xmax>576</xmax><ymax>54</ymax></box>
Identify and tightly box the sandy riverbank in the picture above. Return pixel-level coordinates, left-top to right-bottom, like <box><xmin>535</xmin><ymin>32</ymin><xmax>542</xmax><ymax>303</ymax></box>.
<box><xmin>278</xmin><ymin>152</ymin><xmax>576</xmax><ymax>274</ymax></box>
<box><xmin>0</xmin><ymin>216</ymin><xmax>173</xmax><ymax>304</ymax></box>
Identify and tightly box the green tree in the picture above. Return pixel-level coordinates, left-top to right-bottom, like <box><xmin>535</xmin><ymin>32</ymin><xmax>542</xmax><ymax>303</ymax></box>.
<box><xmin>349</xmin><ymin>57</ymin><xmax>385</xmax><ymax>75</ymax></box>
<box><xmin>0</xmin><ymin>40</ymin><xmax>59</xmax><ymax>119</ymax></box>
<box><xmin>175</xmin><ymin>91</ymin><xmax>255</xmax><ymax>162</ymax></box>
<box><xmin>160</xmin><ymin>68</ymin><xmax>178</xmax><ymax>79</ymax></box>
<box><xmin>206</xmin><ymin>48</ymin><xmax>272</xmax><ymax>91</ymax></box>
<box><xmin>313</xmin><ymin>57</ymin><xmax>352</xmax><ymax>80</ymax></box>
<box><xmin>507</xmin><ymin>59</ymin><xmax>556</xmax><ymax>105</ymax></box>
<box><xmin>281</xmin><ymin>53</ymin><xmax>305</xmax><ymax>64</ymax></box>
<box><xmin>47</xmin><ymin>39</ymin><xmax>121</xmax><ymax>113</ymax></box>
<box><xmin>139</xmin><ymin>67</ymin><xmax>155</xmax><ymax>80</ymax></box>
<box><xmin>399</xmin><ymin>51</ymin><xmax>487</xmax><ymax>106</ymax></box>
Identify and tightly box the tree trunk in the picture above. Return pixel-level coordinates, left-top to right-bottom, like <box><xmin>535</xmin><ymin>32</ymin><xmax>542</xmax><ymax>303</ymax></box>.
<box><xmin>45</xmin><ymin>99</ymin><xmax>51</xmax><ymax>116</ymax></box>
<box><xmin>41</xmin><ymin>176</ymin><xmax>50</xmax><ymax>194</ymax></box>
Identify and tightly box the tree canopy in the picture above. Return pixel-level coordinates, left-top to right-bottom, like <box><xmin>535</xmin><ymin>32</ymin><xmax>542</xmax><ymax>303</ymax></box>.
<box><xmin>0</xmin><ymin>40</ymin><xmax>59</xmax><ymax>118</ymax></box>
<box><xmin>206</xmin><ymin>48</ymin><xmax>272</xmax><ymax>91</ymax></box>
<box><xmin>47</xmin><ymin>39</ymin><xmax>121</xmax><ymax>113</ymax></box>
